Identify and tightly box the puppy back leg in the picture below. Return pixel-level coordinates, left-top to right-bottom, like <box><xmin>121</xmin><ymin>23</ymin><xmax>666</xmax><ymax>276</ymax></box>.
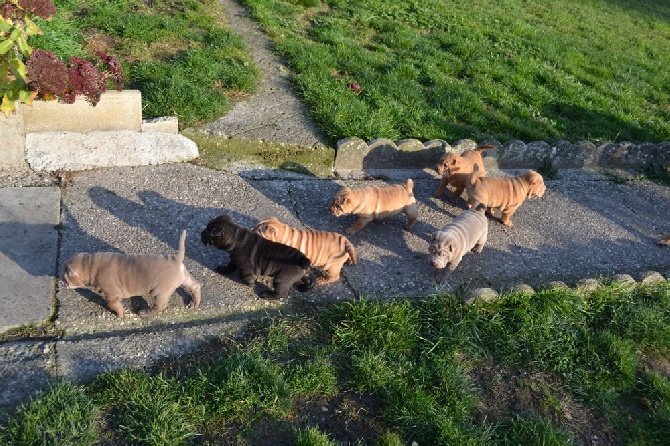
<box><xmin>403</xmin><ymin>204</ymin><xmax>419</xmax><ymax>230</ymax></box>
<box><xmin>472</xmin><ymin>231</ymin><xmax>488</xmax><ymax>253</ymax></box>
<box><xmin>181</xmin><ymin>268</ymin><xmax>201</xmax><ymax>309</ymax></box>
<box><xmin>317</xmin><ymin>256</ymin><xmax>347</xmax><ymax>285</ymax></box>
<box><xmin>139</xmin><ymin>289</ymin><xmax>172</xmax><ymax>317</ymax></box>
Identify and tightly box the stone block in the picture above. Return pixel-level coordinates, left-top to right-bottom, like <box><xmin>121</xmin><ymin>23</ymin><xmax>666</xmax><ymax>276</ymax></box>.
<box><xmin>0</xmin><ymin>106</ymin><xmax>26</xmax><ymax>168</ymax></box>
<box><xmin>22</xmin><ymin>90</ymin><xmax>142</xmax><ymax>133</ymax></box>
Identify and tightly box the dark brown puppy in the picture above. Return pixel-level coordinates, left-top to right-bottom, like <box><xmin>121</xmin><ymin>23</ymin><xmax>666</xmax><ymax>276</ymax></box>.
<box><xmin>201</xmin><ymin>215</ymin><xmax>315</xmax><ymax>299</ymax></box>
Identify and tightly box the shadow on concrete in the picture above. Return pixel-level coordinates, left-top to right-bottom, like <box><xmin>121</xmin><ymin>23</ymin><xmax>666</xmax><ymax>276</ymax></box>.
<box><xmin>0</xmin><ymin>222</ymin><xmax>58</xmax><ymax>276</ymax></box>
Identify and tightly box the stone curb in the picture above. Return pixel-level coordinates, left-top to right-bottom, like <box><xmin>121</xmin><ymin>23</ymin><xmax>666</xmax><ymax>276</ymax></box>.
<box><xmin>463</xmin><ymin>270</ymin><xmax>669</xmax><ymax>304</ymax></box>
<box><xmin>335</xmin><ymin>137</ymin><xmax>670</xmax><ymax>173</ymax></box>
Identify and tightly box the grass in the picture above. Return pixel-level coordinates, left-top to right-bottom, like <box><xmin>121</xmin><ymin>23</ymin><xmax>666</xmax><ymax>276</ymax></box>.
<box><xmin>1</xmin><ymin>280</ymin><xmax>668</xmax><ymax>444</ymax></box>
<box><xmin>31</xmin><ymin>0</ymin><xmax>670</xmax><ymax>144</ymax></box>
<box><xmin>241</xmin><ymin>0</ymin><xmax>670</xmax><ymax>144</ymax></box>
<box><xmin>32</xmin><ymin>0</ymin><xmax>260</xmax><ymax>128</ymax></box>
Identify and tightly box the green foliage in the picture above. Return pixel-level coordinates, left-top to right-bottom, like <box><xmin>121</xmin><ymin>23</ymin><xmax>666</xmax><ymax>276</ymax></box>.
<box><xmin>0</xmin><ymin>382</ymin><xmax>99</xmax><ymax>446</ymax></box>
<box><xmin>90</xmin><ymin>369</ymin><xmax>199</xmax><ymax>445</ymax></box>
<box><xmin>497</xmin><ymin>413</ymin><xmax>576</xmax><ymax>445</ymax></box>
<box><xmin>295</xmin><ymin>426</ymin><xmax>336</xmax><ymax>446</ymax></box>
<box><xmin>244</xmin><ymin>0</ymin><xmax>670</xmax><ymax>143</ymax></box>
<box><xmin>33</xmin><ymin>0</ymin><xmax>260</xmax><ymax>127</ymax></box>
<box><xmin>1</xmin><ymin>282</ymin><xmax>668</xmax><ymax>443</ymax></box>
<box><xmin>0</xmin><ymin>1</ymin><xmax>45</xmax><ymax>115</ymax></box>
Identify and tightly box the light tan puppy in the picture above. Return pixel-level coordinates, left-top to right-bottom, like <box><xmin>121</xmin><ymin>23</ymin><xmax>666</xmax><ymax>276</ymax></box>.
<box><xmin>429</xmin><ymin>204</ymin><xmax>488</xmax><ymax>285</ymax></box>
<box><xmin>466</xmin><ymin>170</ymin><xmax>546</xmax><ymax>226</ymax></box>
<box><xmin>254</xmin><ymin>216</ymin><xmax>357</xmax><ymax>285</ymax></box>
<box><xmin>329</xmin><ymin>179</ymin><xmax>419</xmax><ymax>235</ymax></box>
<box><xmin>433</xmin><ymin>144</ymin><xmax>496</xmax><ymax>202</ymax></box>
<box><xmin>60</xmin><ymin>230</ymin><xmax>201</xmax><ymax>317</ymax></box>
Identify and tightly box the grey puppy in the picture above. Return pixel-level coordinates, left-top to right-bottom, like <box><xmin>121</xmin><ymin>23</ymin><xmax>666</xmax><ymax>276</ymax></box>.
<box><xmin>429</xmin><ymin>204</ymin><xmax>488</xmax><ymax>285</ymax></box>
<box><xmin>201</xmin><ymin>214</ymin><xmax>316</xmax><ymax>299</ymax></box>
<box><xmin>60</xmin><ymin>230</ymin><xmax>201</xmax><ymax>317</ymax></box>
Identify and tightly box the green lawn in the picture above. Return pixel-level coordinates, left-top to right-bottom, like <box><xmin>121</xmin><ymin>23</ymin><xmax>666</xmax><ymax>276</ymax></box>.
<box><xmin>2</xmin><ymin>281</ymin><xmax>669</xmax><ymax>444</ymax></box>
<box><xmin>31</xmin><ymin>0</ymin><xmax>670</xmax><ymax>143</ymax></box>
<box><xmin>242</xmin><ymin>0</ymin><xmax>670</xmax><ymax>144</ymax></box>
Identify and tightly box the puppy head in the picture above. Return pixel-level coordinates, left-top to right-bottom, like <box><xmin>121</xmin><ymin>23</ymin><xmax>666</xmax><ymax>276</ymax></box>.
<box><xmin>429</xmin><ymin>232</ymin><xmax>455</xmax><ymax>269</ymax></box>
<box><xmin>60</xmin><ymin>253</ymin><xmax>89</xmax><ymax>289</ymax></box>
<box><xmin>435</xmin><ymin>152</ymin><xmax>458</xmax><ymax>176</ymax></box>
<box><xmin>524</xmin><ymin>171</ymin><xmax>546</xmax><ymax>198</ymax></box>
<box><xmin>254</xmin><ymin>216</ymin><xmax>282</xmax><ymax>241</ymax></box>
<box><xmin>329</xmin><ymin>187</ymin><xmax>355</xmax><ymax>217</ymax></box>
<box><xmin>201</xmin><ymin>215</ymin><xmax>239</xmax><ymax>250</ymax></box>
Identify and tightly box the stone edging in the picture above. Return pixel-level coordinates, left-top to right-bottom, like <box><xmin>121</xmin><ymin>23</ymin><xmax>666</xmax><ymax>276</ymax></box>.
<box><xmin>335</xmin><ymin>137</ymin><xmax>670</xmax><ymax>172</ymax></box>
<box><xmin>462</xmin><ymin>271</ymin><xmax>668</xmax><ymax>304</ymax></box>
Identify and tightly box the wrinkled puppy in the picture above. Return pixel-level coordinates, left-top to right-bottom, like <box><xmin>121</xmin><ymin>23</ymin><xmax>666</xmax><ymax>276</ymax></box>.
<box><xmin>329</xmin><ymin>179</ymin><xmax>418</xmax><ymax>235</ymax></box>
<box><xmin>60</xmin><ymin>230</ymin><xmax>201</xmax><ymax>317</ymax></box>
<box><xmin>429</xmin><ymin>204</ymin><xmax>488</xmax><ymax>285</ymax></box>
<box><xmin>433</xmin><ymin>144</ymin><xmax>496</xmax><ymax>202</ymax></box>
<box><xmin>466</xmin><ymin>170</ymin><xmax>546</xmax><ymax>227</ymax></box>
<box><xmin>254</xmin><ymin>216</ymin><xmax>357</xmax><ymax>285</ymax></box>
<box><xmin>201</xmin><ymin>215</ymin><xmax>315</xmax><ymax>299</ymax></box>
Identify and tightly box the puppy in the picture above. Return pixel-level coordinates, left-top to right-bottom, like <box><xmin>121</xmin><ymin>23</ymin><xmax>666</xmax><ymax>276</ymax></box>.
<box><xmin>466</xmin><ymin>170</ymin><xmax>546</xmax><ymax>227</ymax></box>
<box><xmin>329</xmin><ymin>179</ymin><xmax>418</xmax><ymax>235</ymax></box>
<box><xmin>659</xmin><ymin>235</ymin><xmax>670</xmax><ymax>246</ymax></box>
<box><xmin>254</xmin><ymin>216</ymin><xmax>357</xmax><ymax>285</ymax></box>
<box><xmin>201</xmin><ymin>215</ymin><xmax>315</xmax><ymax>299</ymax></box>
<box><xmin>429</xmin><ymin>204</ymin><xmax>488</xmax><ymax>285</ymax></box>
<box><xmin>433</xmin><ymin>144</ymin><xmax>496</xmax><ymax>202</ymax></box>
<box><xmin>60</xmin><ymin>230</ymin><xmax>201</xmax><ymax>317</ymax></box>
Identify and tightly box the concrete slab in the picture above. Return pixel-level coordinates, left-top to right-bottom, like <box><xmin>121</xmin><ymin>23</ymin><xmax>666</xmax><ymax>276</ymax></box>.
<box><xmin>25</xmin><ymin>131</ymin><xmax>199</xmax><ymax>172</ymax></box>
<box><xmin>0</xmin><ymin>187</ymin><xmax>60</xmax><ymax>331</ymax></box>
<box><xmin>0</xmin><ymin>341</ymin><xmax>56</xmax><ymax>421</ymax></box>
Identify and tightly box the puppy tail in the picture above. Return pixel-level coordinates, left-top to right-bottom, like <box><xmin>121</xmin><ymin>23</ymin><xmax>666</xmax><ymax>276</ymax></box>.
<box><xmin>469</xmin><ymin>169</ymin><xmax>485</xmax><ymax>186</ymax></box>
<box><xmin>295</xmin><ymin>269</ymin><xmax>316</xmax><ymax>292</ymax></box>
<box><xmin>176</xmin><ymin>230</ymin><xmax>187</xmax><ymax>264</ymax></box>
<box><xmin>475</xmin><ymin>143</ymin><xmax>496</xmax><ymax>152</ymax></box>
<box><xmin>345</xmin><ymin>238</ymin><xmax>358</xmax><ymax>265</ymax></box>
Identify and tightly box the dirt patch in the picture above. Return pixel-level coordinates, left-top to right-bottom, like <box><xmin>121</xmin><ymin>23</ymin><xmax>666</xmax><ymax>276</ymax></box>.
<box><xmin>472</xmin><ymin>358</ymin><xmax>618</xmax><ymax>445</ymax></box>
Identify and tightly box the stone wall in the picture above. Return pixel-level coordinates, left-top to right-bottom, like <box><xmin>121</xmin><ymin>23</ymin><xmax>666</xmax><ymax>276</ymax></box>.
<box><xmin>335</xmin><ymin>137</ymin><xmax>670</xmax><ymax>172</ymax></box>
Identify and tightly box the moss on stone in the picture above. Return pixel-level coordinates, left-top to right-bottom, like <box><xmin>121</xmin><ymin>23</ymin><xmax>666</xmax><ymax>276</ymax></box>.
<box><xmin>182</xmin><ymin>130</ymin><xmax>335</xmax><ymax>177</ymax></box>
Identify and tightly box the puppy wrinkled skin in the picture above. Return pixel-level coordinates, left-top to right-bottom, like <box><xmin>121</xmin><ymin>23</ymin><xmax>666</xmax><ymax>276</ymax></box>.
<box><xmin>329</xmin><ymin>178</ymin><xmax>419</xmax><ymax>235</ymax></box>
<box><xmin>201</xmin><ymin>215</ymin><xmax>315</xmax><ymax>300</ymax></box>
<box><xmin>466</xmin><ymin>170</ymin><xmax>546</xmax><ymax>226</ymax></box>
<box><xmin>254</xmin><ymin>216</ymin><xmax>357</xmax><ymax>285</ymax></box>
<box><xmin>60</xmin><ymin>230</ymin><xmax>201</xmax><ymax>317</ymax></box>
<box><xmin>429</xmin><ymin>204</ymin><xmax>488</xmax><ymax>285</ymax></box>
<box><xmin>433</xmin><ymin>144</ymin><xmax>496</xmax><ymax>202</ymax></box>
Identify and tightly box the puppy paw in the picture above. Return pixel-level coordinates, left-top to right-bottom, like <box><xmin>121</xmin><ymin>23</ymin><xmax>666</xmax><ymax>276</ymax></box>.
<box><xmin>259</xmin><ymin>291</ymin><xmax>282</xmax><ymax>300</ymax></box>
<box><xmin>216</xmin><ymin>265</ymin><xmax>235</xmax><ymax>275</ymax></box>
<box><xmin>345</xmin><ymin>227</ymin><xmax>358</xmax><ymax>235</ymax></box>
